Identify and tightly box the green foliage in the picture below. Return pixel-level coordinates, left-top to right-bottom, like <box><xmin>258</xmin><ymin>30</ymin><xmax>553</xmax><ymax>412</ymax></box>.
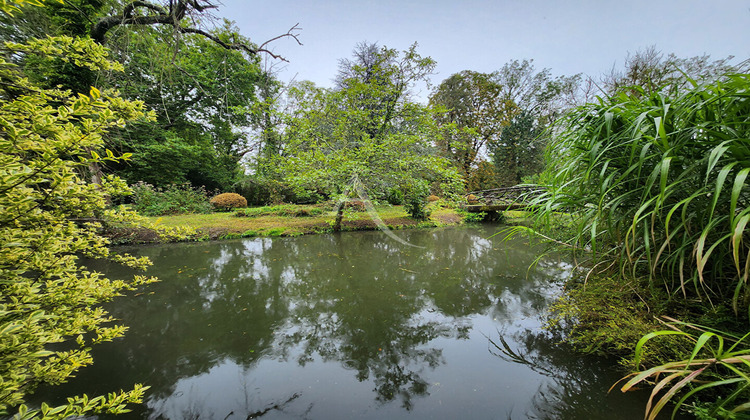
<box><xmin>99</xmin><ymin>20</ymin><xmax>265</xmax><ymax>191</ymax></box>
<box><xmin>385</xmin><ymin>187</ymin><xmax>405</xmax><ymax>205</ymax></box>
<box><xmin>430</xmin><ymin>70</ymin><xmax>514</xmax><ymax>178</ymax></box>
<box><xmin>622</xmin><ymin>323</ymin><xmax>750</xmax><ymax>420</ymax></box>
<box><xmin>533</xmin><ymin>72</ymin><xmax>750</xmax><ymax>312</ymax></box>
<box><xmin>527</xmin><ymin>63</ymin><xmax>750</xmax><ymax>418</ymax></box>
<box><xmin>490</xmin><ymin>110</ymin><xmax>544</xmax><ymax>187</ymax></box>
<box><xmin>131</xmin><ymin>182</ymin><xmax>212</xmax><ymax>216</ymax></box>
<box><xmin>232</xmin><ymin>176</ymin><xmax>299</xmax><ymax>205</ymax></box>
<box><xmin>466</xmin><ymin>160</ymin><xmax>499</xmax><ymax>191</ymax></box>
<box><xmin>265</xmin><ymin>227</ymin><xmax>285</xmax><ymax>237</ymax></box>
<box><xmin>463</xmin><ymin>211</ymin><xmax>488</xmax><ymax>223</ymax></box>
<box><xmin>234</xmin><ymin>204</ymin><xmax>324</xmax><ymax>218</ymax></box>
<box><xmin>0</xmin><ymin>0</ymin><xmax>44</xmax><ymax>16</ymax></box>
<box><xmin>431</xmin><ymin>60</ymin><xmax>579</xmax><ymax>189</ymax></box>
<box><xmin>0</xmin><ymin>32</ymin><xmax>152</xmax><ymax>415</ymax></box>
<box><xmin>111</xmin><ymin>124</ymin><xmax>237</xmax><ymax>191</ymax></box>
<box><xmin>402</xmin><ymin>180</ymin><xmax>431</xmax><ymax>220</ymax></box>
<box><xmin>260</xmin><ymin>44</ymin><xmax>462</xmax><ymax>204</ymax></box>
<box><xmin>209</xmin><ymin>192</ymin><xmax>248</xmax><ymax>211</ymax></box>
<box><xmin>488</xmin><ymin>60</ymin><xmax>578</xmax><ymax>188</ymax></box>
<box><xmin>12</xmin><ymin>385</ymin><xmax>149</xmax><ymax>419</ymax></box>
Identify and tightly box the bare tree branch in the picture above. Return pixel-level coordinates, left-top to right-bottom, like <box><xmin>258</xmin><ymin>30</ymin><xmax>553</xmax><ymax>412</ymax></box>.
<box><xmin>90</xmin><ymin>0</ymin><xmax>302</xmax><ymax>61</ymax></box>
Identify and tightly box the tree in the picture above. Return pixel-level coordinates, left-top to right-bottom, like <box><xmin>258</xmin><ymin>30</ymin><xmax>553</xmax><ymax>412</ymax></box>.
<box><xmin>488</xmin><ymin>60</ymin><xmax>579</xmax><ymax>187</ymax></box>
<box><xmin>329</xmin><ymin>42</ymin><xmax>436</xmax><ymax>144</ymax></box>
<box><xmin>90</xmin><ymin>0</ymin><xmax>301</xmax><ymax>60</ymax></box>
<box><xmin>429</xmin><ymin>70</ymin><xmax>515</xmax><ymax>179</ymax></box>
<box><xmin>490</xmin><ymin>110</ymin><xmax>543</xmax><ymax>186</ymax></box>
<box><xmin>0</xmin><ymin>26</ymin><xmax>155</xmax><ymax>417</ymax></box>
<box><xmin>258</xmin><ymin>43</ymin><xmax>461</xmax><ymax>213</ymax></box>
<box><xmin>102</xmin><ymin>20</ymin><xmax>268</xmax><ymax>190</ymax></box>
<box><xmin>600</xmin><ymin>46</ymin><xmax>741</xmax><ymax>97</ymax></box>
<box><xmin>1</xmin><ymin>0</ymin><xmax>300</xmax><ymax>191</ymax></box>
<box><xmin>430</xmin><ymin>61</ymin><xmax>579</xmax><ymax>188</ymax></box>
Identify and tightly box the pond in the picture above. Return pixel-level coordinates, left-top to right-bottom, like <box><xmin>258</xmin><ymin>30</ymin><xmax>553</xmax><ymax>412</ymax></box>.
<box><xmin>32</xmin><ymin>226</ymin><xmax>660</xmax><ymax>419</ymax></box>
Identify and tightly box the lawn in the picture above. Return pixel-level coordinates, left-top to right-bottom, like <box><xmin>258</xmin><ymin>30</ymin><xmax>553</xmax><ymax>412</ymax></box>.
<box><xmin>142</xmin><ymin>204</ymin><xmax>464</xmax><ymax>241</ymax></box>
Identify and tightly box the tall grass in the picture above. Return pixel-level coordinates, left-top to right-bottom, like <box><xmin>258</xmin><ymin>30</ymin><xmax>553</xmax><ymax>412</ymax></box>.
<box><xmin>621</xmin><ymin>320</ymin><xmax>750</xmax><ymax>419</ymax></box>
<box><xmin>532</xmin><ymin>74</ymin><xmax>750</xmax><ymax>312</ymax></box>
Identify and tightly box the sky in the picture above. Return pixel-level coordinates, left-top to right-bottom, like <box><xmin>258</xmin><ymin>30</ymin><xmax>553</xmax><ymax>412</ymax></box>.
<box><xmin>217</xmin><ymin>0</ymin><xmax>750</xmax><ymax>97</ymax></box>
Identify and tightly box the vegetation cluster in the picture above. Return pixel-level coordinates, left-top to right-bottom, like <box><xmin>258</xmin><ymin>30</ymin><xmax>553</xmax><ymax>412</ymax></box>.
<box><xmin>130</xmin><ymin>182</ymin><xmax>213</xmax><ymax>216</ymax></box>
<box><xmin>528</xmin><ymin>60</ymin><xmax>750</xmax><ymax>417</ymax></box>
<box><xmin>0</xmin><ymin>0</ymin><xmax>748</xmax><ymax>418</ymax></box>
<box><xmin>209</xmin><ymin>192</ymin><xmax>248</xmax><ymax>211</ymax></box>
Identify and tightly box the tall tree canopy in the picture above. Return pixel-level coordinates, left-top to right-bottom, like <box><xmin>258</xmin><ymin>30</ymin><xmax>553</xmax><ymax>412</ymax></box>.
<box><xmin>487</xmin><ymin>60</ymin><xmax>579</xmax><ymax>187</ymax></box>
<box><xmin>102</xmin><ymin>20</ymin><xmax>267</xmax><ymax>190</ymax></box>
<box><xmin>258</xmin><ymin>43</ymin><xmax>461</xmax><ymax>205</ymax></box>
<box><xmin>600</xmin><ymin>46</ymin><xmax>741</xmax><ymax>97</ymax></box>
<box><xmin>431</xmin><ymin>60</ymin><xmax>579</xmax><ymax>189</ymax></box>
<box><xmin>429</xmin><ymin>70</ymin><xmax>515</xmax><ymax>180</ymax></box>
<box><xmin>1</xmin><ymin>0</ymin><xmax>299</xmax><ymax>192</ymax></box>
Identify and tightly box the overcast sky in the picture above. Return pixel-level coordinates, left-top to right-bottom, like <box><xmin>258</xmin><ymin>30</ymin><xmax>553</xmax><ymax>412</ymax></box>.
<box><xmin>217</xmin><ymin>0</ymin><xmax>749</xmax><ymax>96</ymax></box>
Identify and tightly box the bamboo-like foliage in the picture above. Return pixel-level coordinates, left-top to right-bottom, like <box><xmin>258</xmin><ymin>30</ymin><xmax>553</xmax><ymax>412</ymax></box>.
<box><xmin>533</xmin><ymin>73</ymin><xmax>750</xmax><ymax>311</ymax></box>
<box><xmin>621</xmin><ymin>322</ymin><xmax>750</xmax><ymax>419</ymax></box>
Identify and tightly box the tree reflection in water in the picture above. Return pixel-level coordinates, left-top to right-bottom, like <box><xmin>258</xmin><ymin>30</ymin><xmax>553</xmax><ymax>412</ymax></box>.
<box><xmin>488</xmin><ymin>328</ymin><xmax>691</xmax><ymax>420</ymax></box>
<box><xmin>29</xmin><ymin>226</ymin><xmax>653</xmax><ymax>419</ymax></box>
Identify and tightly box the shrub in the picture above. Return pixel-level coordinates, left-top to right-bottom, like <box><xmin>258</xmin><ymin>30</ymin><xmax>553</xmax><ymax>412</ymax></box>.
<box><xmin>210</xmin><ymin>193</ymin><xmax>248</xmax><ymax>211</ymax></box>
<box><xmin>343</xmin><ymin>200</ymin><xmax>366</xmax><ymax>212</ymax></box>
<box><xmin>132</xmin><ymin>182</ymin><xmax>212</xmax><ymax>216</ymax></box>
<box><xmin>233</xmin><ymin>177</ymin><xmax>287</xmax><ymax>205</ymax></box>
<box><xmin>403</xmin><ymin>181</ymin><xmax>431</xmax><ymax>220</ymax></box>
<box><xmin>0</xmin><ymin>34</ymin><xmax>151</xmax><ymax>416</ymax></box>
<box><xmin>233</xmin><ymin>177</ymin><xmax>327</xmax><ymax>205</ymax></box>
<box><xmin>234</xmin><ymin>204</ymin><xmax>324</xmax><ymax>218</ymax></box>
<box><xmin>386</xmin><ymin>188</ymin><xmax>405</xmax><ymax>205</ymax></box>
<box><xmin>427</xmin><ymin>194</ymin><xmax>439</xmax><ymax>202</ymax></box>
<box><xmin>463</xmin><ymin>211</ymin><xmax>488</xmax><ymax>223</ymax></box>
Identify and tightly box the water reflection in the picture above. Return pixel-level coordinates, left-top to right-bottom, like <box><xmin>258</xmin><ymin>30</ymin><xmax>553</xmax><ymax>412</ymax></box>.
<box><xmin>30</xmin><ymin>226</ymin><xmax>649</xmax><ymax>419</ymax></box>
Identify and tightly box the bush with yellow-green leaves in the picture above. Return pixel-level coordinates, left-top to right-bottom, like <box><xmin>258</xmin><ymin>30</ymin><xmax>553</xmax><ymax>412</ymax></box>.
<box><xmin>0</xmin><ymin>17</ymin><xmax>155</xmax><ymax>419</ymax></box>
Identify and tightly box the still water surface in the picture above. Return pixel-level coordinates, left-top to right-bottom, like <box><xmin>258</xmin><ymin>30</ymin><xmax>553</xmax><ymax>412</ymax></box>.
<box><xmin>34</xmin><ymin>226</ymin><xmax>659</xmax><ymax>419</ymax></box>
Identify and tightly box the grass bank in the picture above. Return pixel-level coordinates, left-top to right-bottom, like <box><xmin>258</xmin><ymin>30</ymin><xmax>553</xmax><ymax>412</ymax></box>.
<box><xmin>105</xmin><ymin>204</ymin><xmax>468</xmax><ymax>244</ymax></box>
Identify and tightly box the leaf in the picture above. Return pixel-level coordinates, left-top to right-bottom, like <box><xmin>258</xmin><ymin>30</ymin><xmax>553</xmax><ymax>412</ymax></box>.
<box><xmin>730</xmin><ymin>168</ymin><xmax>750</xmax><ymax>225</ymax></box>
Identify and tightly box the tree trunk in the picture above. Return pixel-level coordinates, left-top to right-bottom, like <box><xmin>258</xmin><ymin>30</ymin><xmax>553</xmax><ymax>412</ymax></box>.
<box><xmin>333</xmin><ymin>205</ymin><xmax>344</xmax><ymax>232</ymax></box>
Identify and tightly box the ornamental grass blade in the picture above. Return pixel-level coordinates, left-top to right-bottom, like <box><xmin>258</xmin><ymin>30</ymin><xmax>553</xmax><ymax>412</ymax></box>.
<box><xmin>645</xmin><ymin>371</ymin><xmax>684</xmax><ymax>420</ymax></box>
<box><xmin>687</xmin><ymin>332</ymin><xmax>721</xmax><ymax>366</ymax></box>
<box><xmin>730</xmin><ymin>168</ymin><xmax>750</xmax><ymax>225</ymax></box>
<box><xmin>647</xmin><ymin>368</ymin><xmax>705</xmax><ymax>420</ymax></box>
<box><xmin>705</xmin><ymin>142</ymin><xmax>732</xmax><ymax>184</ymax></box>
<box><xmin>731</xmin><ymin>211</ymin><xmax>750</xmax><ymax>276</ymax></box>
<box><xmin>672</xmin><ymin>377</ymin><xmax>746</xmax><ymax>419</ymax></box>
<box><xmin>731</xmin><ymin>400</ymin><xmax>750</xmax><ymax>414</ymax></box>
<box><xmin>632</xmin><ymin>331</ymin><xmax>688</xmax><ymax>368</ymax></box>
<box><xmin>710</xmin><ymin>163</ymin><xmax>736</xmax><ymax>215</ymax></box>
